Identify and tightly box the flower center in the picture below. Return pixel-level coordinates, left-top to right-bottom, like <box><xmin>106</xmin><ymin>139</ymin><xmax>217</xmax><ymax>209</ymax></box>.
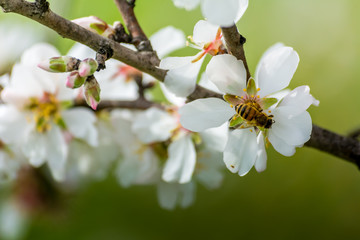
<box><xmin>25</xmin><ymin>92</ymin><xmax>62</xmax><ymax>133</ymax></box>
<box><xmin>190</xmin><ymin>28</ymin><xmax>226</xmax><ymax>63</ymax></box>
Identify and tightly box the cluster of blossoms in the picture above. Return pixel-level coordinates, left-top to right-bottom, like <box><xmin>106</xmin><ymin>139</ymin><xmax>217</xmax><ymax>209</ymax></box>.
<box><xmin>0</xmin><ymin>1</ymin><xmax>319</xmax><ymax>238</ymax></box>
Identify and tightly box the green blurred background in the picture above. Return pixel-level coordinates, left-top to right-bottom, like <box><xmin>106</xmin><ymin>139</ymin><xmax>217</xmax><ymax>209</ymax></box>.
<box><xmin>2</xmin><ymin>0</ymin><xmax>360</xmax><ymax>239</ymax></box>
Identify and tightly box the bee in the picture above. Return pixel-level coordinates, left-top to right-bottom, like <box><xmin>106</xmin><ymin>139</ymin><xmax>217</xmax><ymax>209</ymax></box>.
<box><xmin>234</xmin><ymin>103</ymin><xmax>274</xmax><ymax>129</ymax></box>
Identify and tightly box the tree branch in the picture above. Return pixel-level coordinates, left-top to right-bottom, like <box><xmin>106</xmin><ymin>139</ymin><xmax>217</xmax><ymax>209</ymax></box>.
<box><xmin>113</xmin><ymin>0</ymin><xmax>153</xmax><ymax>51</ymax></box>
<box><xmin>1</xmin><ymin>0</ymin><xmax>359</xmax><ymax>167</ymax></box>
<box><xmin>74</xmin><ymin>98</ymin><xmax>163</xmax><ymax>111</ymax></box>
<box><xmin>221</xmin><ymin>25</ymin><xmax>251</xmax><ymax>80</ymax></box>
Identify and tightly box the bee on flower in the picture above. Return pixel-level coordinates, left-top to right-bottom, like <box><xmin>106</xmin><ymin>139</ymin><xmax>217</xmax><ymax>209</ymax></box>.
<box><xmin>179</xmin><ymin>43</ymin><xmax>319</xmax><ymax>176</ymax></box>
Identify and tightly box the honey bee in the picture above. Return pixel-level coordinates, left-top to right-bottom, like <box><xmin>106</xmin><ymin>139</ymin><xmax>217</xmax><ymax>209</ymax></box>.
<box><xmin>234</xmin><ymin>103</ymin><xmax>274</xmax><ymax>129</ymax></box>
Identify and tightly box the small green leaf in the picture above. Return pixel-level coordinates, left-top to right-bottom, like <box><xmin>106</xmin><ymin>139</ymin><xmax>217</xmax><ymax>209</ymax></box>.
<box><xmin>262</xmin><ymin>97</ymin><xmax>278</xmax><ymax>109</ymax></box>
<box><xmin>229</xmin><ymin>114</ymin><xmax>244</xmax><ymax>128</ymax></box>
<box><xmin>246</xmin><ymin>78</ymin><xmax>257</xmax><ymax>96</ymax></box>
<box><xmin>224</xmin><ymin>94</ymin><xmax>242</xmax><ymax>105</ymax></box>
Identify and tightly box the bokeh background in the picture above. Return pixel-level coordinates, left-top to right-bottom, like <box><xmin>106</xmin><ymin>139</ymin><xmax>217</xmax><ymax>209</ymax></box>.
<box><xmin>1</xmin><ymin>0</ymin><xmax>360</xmax><ymax>239</ymax></box>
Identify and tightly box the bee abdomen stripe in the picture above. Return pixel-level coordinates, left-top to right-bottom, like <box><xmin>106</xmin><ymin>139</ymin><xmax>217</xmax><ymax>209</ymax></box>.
<box><xmin>240</xmin><ymin>105</ymin><xmax>246</xmax><ymax>116</ymax></box>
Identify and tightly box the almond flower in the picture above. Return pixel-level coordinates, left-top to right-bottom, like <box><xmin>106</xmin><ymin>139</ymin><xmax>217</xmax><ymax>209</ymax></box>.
<box><xmin>0</xmin><ymin>43</ymin><xmax>98</xmax><ymax>181</ymax></box>
<box><xmin>179</xmin><ymin>43</ymin><xmax>319</xmax><ymax>176</ymax></box>
<box><xmin>172</xmin><ymin>0</ymin><xmax>248</xmax><ymax>27</ymax></box>
<box><xmin>160</xmin><ymin>20</ymin><xmax>227</xmax><ymax>97</ymax></box>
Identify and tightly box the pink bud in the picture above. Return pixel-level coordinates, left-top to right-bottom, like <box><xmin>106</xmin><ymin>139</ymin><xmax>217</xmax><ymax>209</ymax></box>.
<box><xmin>84</xmin><ymin>76</ymin><xmax>101</xmax><ymax>110</ymax></box>
<box><xmin>66</xmin><ymin>71</ymin><xmax>86</xmax><ymax>89</ymax></box>
<box><xmin>78</xmin><ymin>58</ymin><xmax>98</xmax><ymax>77</ymax></box>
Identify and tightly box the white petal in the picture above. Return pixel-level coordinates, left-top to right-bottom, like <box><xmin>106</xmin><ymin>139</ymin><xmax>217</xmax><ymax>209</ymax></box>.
<box><xmin>132</xmin><ymin>107</ymin><xmax>178</xmax><ymax>143</ymax></box>
<box><xmin>206</xmin><ymin>54</ymin><xmax>246</xmax><ymax>95</ymax></box>
<box><xmin>224</xmin><ymin>129</ymin><xmax>258</xmax><ymax>176</ymax></box>
<box><xmin>22</xmin><ymin>131</ymin><xmax>47</xmax><ymax>167</ymax></box>
<box><xmin>0</xmin><ymin>105</ymin><xmax>27</xmax><ymax>144</ymax></box>
<box><xmin>200</xmin><ymin>123</ymin><xmax>229</xmax><ymax>152</ymax></box>
<box><xmin>161</xmin><ymin>56</ymin><xmax>203</xmax><ymax>97</ymax></box>
<box><xmin>268</xmin><ymin>131</ymin><xmax>296</xmax><ymax>156</ymax></box>
<box><xmin>277</xmin><ymin>85</ymin><xmax>319</xmax><ymax>116</ymax></box>
<box><xmin>62</xmin><ymin>108</ymin><xmax>98</xmax><ymax>147</ymax></box>
<box><xmin>45</xmin><ymin>126</ymin><xmax>68</xmax><ymax>182</ymax></box>
<box><xmin>196</xmin><ymin>150</ymin><xmax>224</xmax><ymax>189</ymax></box>
<box><xmin>198</xmin><ymin>72</ymin><xmax>221</xmax><ymax>93</ymax></box>
<box><xmin>201</xmin><ymin>0</ymin><xmax>248</xmax><ymax>27</ymax></box>
<box><xmin>159</xmin><ymin>82</ymin><xmax>186</xmax><ymax>106</ymax></box>
<box><xmin>179</xmin><ymin>98</ymin><xmax>234</xmax><ymax>132</ymax></box>
<box><xmin>172</xmin><ymin>0</ymin><xmax>201</xmax><ymax>10</ymax></box>
<box><xmin>254</xmin><ymin>131</ymin><xmax>267</xmax><ymax>172</ymax></box>
<box><xmin>193</xmin><ymin>20</ymin><xmax>219</xmax><ymax>45</ymax></box>
<box><xmin>256</xmin><ymin>43</ymin><xmax>300</xmax><ymax>97</ymax></box>
<box><xmin>0</xmin><ymin>201</ymin><xmax>27</xmax><ymax>240</ymax></box>
<box><xmin>150</xmin><ymin>26</ymin><xmax>185</xmax><ymax>58</ymax></box>
<box><xmin>162</xmin><ymin>134</ymin><xmax>196</xmax><ymax>184</ymax></box>
<box><xmin>271</xmin><ymin>109</ymin><xmax>312</xmax><ymax>146</ymax></box>
<box><xmin>20</xmin><ymin>43</ymin><xmax>60</xmax><ymax>68</ymax></box>
<box><xmin>67</xmin><ymin>42</ymin><xmax>95</xmax><ymax>59</ymax></box>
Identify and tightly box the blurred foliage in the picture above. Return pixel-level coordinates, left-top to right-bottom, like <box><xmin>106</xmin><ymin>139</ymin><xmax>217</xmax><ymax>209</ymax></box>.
<box><xmin>1</xmin><ymin>0</ymin><xmax>360</xmax><ymax>239</ymax></box>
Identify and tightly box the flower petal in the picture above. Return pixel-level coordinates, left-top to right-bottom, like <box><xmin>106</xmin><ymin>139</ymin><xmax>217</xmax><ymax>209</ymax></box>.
<box><xmin>62</xmin><ymin>107</ymin><xmax>98</xmax><ymax>147</ymax></box>
<box><xmin>22</xmin><ymin>131</ymin><xmax>47</xmax><ymax>167</ymax></box>
<box><xmin>162</xmin><ymin>134</ymin><xmax>196</xmax><ymax>184</ymax></box>
<box><xmin>159</xmin><ymin>82</ymin><xmax>186</xmax><ymax>106</ymax></box>
<box><xmin>200</xmin><ymin>123</ymin><xmax>228</xmax><ymax>152</ymax></box>
<box><xmin>132</xmin><ymin>107</ymin><xmax>178</xmax><ymax>143</ymax></box>
<box><xmin>157</xmin><ymin>181</ymin><xmax>196</xmax><ymax>210</ymax></box>
<box><xmin>278</xmin><ymin>85</ymin><xmax>319</xmax><ymax>116</ymax></box>
<box><xmin>198</xmin><ymin>72</ymin><xmax>221</xmax><ymax>93</ymax></box>
<box><xmin>206</xmin><ymin>54</ymin><xmax>247</xmax><ymax>95</ymax></box>
<box><xmin>161</xmin><ymin>56</ymin><xmax>204</xmax><ymax>97</ymax></box>
<box><xmin>172</xmin><ymin>0</ymin><xmax>201</xmax><ymax>10</ymax></box>
<box><xmin>201</xmin><ymin>0</ymin><xmax>248</xmax><ymax>27</ymax></box>
<box><xmin>45</xmin><ymin>125</ymin><xmax>68</xmax><ymax>182</ymax></box>
<box><xmin>224</xmin><ymin>129</ymin><xmax>258</xmax><ymax>176</ymax></box>
<box><xmin>271</xmin><ymin>109</ymin><xmax>312</xmax><ymax>146</ymax></box>
<box><xmin>255</xmin><ymin>43</ymin><xmax>300</xmax><ymax>97</ymax></box>
<box><xmin>150</xmin><ymin>26</ymin><xmax>185</xmax><ymax>58</ymax></box>
<box><xmin>193</xmin><ymin>20</ymin><xmax>219</xmax><ymax>44</ymax></box>
<box><xmin>268</xmin><ymin>131</ymin><xmax>296</xmax><ymax>156</ymax></box>
<box><xmin>179</xmin><ymin>98</ymin><xmax>234</xmax><ymax>132</ymax></box>
<box><xmin>254</xmin><ymin>131</ymin><xmax>267</xmax><ymax>172</ymax></box>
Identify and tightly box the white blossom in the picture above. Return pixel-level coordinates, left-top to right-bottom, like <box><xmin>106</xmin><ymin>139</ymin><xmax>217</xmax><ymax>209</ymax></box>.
<box><xmin>179</xmin><ymin>43</ymin><xmax>318</xmax><ymax>176</ymax></box>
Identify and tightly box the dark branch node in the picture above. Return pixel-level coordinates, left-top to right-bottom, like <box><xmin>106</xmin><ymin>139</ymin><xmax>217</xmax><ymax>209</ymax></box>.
<box><xmin>33</xmin><ymin>0</ymin><xmax>49</xmax><ymax>18</ymax></box>
<box><xmin>95</xmin><ymin>45</ymin><xmax>113</xmax><ymax>71</ymax></box>
<box><xmin>127</xmin><ymin>0</ymin><xmax>135</xmax><ymax>7</ymax></box>
<box><xmin>240</xmin><ymin>34</ymin><xmax>246</xmax><ymax>45</ymax></box>
<box><xmin>136</xmin><ymin>39</ymin><xmax>152</xmax><ymax>52</ymax></box>
<box><xmin>111</xmin><ymin>23</ymin><xmax>132</xmax><ymax>43</ymax></box>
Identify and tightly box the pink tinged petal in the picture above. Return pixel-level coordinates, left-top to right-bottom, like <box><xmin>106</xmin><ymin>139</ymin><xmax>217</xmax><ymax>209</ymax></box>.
<box><xmin>278</xmin><ymin>85</ymin><xmax>319</xmax><ymax>116</ymax></box>
<box><xmin>206</xmin><ymin>54</ymin><xmax>247</xmax><ymax>95</ymax></box>
<box><xmin>78</xmin><ymin>58</ymin><xmax>98</xmax><ymax>77</ymax></box>
<box><xmin>192</xmin><ymin>20</ymin><xmax>219</xmax><ymax>44</ymax></box>
<box><xmin>132</xmin><ymin>107</ymin><xmax>178</xmax><ymax>143</ymax></box>
<box><xmin>179</xmin><ymin>98</ymin><xmax>234</xmax><ymax>132</ymax></box>
<box><xmin>172</xmin><ymin>0</ymin><xmax>201</xmax><ymax>10</ymax></box>
<box><xmin>62</xmin><ymin>108</ymin><xmax>98</xmax><ymax>147</ymax></box>
<box><xmin>271</xmin><ymin>109</ymin><xmax>312</xmax><ymax>146</ymax></box>
<box><xmin>254</xmin><ymin>131</ymin><xmax>267</xmax><ymax>172</ymax></box>
<box><xmin>84</xmin><ymin>76</ymin><xmax>101</xmax><ymax>110</ymax></box>
<box><xmin>268</xmin><ymin>131</ymin><xmax>296</xmax><ymax>157</ymax></box>
<box><xmin>224</xmin><ymin>129</ymin><xmax>258</xmax><ymax>176</ymax></box>
<box><xmin>162</xmin><ymin>134</ymin><xmax>196</xmax><ymax>184</ymax></box>
<box><xmin>255</xmin><ymin>43</ymin><xmax>300</xmax><ymax>97</ymax></box>
<box><xmin>150</xmin><ymin>26</ymin><xmax>186</xmax><ymax>58</ymax></box>
<box><xmin>201</xmin><ymin>0</ymin><xmax>246</xmax><ymax>27</ymax></box>
<box><xmin>160</xmin><ymin>56</ymin><xmax>204</xmax><ymax>97</ymax></box>
<box><xmin>46</xmin><ymin>125</ymin><xmax>68</xmax><ymax>182</ymax></box>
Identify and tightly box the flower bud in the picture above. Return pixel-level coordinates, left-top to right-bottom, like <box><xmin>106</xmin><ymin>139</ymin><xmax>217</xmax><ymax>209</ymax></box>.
<box><xmin>84</xmin><ymin>76</ymin><xmax>101</xmax><ymax>110</ymax></box>
<box><xmin>72</xmin><ymin>16</ymin><xmax>115</xmax><ymax>37</ymax></box>
<box><xmin>66</xmin><ymin>71</ymin><xmax>86</xmax><ymax>89</ymax></box>
<box><xmin>38</xmin><ymin>56</ymin><xmax>78</xmax><ymax>73</ymax></box>
<box><xmin>78</xmin><ymin>58</ymin><xmax>98</xmax><ymax>77</ymax></box>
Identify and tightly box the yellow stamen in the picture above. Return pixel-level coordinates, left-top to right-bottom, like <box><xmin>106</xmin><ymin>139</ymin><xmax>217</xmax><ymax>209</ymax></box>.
<box><xmin>257</xmin><ymin>88</ymin><xmax>260</xmax><ymax>91</ymax></box>
<box><xmin>243</xmin><ymin>88</ymin><xmax>247</xmax><ymax>92</ymax></box>
<box><xmin>230</xmin><ymin>104</ymin><xmax>233</xmax><ymax>108</ymax></box>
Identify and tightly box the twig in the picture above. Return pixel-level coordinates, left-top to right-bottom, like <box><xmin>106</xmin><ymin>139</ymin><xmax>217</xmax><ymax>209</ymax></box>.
<box><xmin>305</xmin><ymin>125</ymin><xmax>360</xmax><ymax>168</ymax></box>
<box><xmin>113</xmin><ymin>0</ymin><xmax>153</xmax><ymax>51</ymax></box>
<box><xmin>1</xmin><ymin>0</ymin><xmax>360</xmax><ymax>166</ymax></box>
<box><xmin>74</xmin><ymin>98</ymin><xmax>163</xmax><ymax>110</ymax></box>
<box><xmin>221</xmin><ymin>25</ymin><xmax>251</xmax><ymax>81</ymax></box>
